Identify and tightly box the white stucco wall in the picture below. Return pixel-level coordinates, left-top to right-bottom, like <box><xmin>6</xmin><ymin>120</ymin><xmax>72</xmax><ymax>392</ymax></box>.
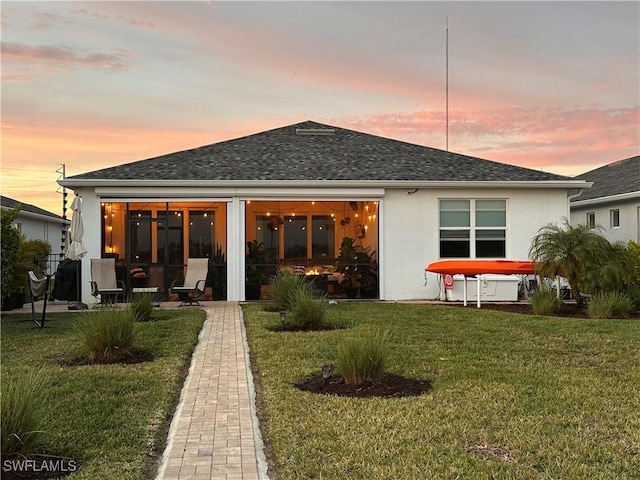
<box><xmin>72</xmin><ymin>185</ymin><xmax>573</xmax><ymax>303</ymax></box>
<box><xmin>13</xmin><ymin>211</ymin><xmax>65</xmax><ymax>249</ymax></box>
<box><xmin>571</xmin><ymin>199</ymin><xmax>640</xmax><ymax>244</ymax></box>
<box><xmin>381</xmin><ymin>187</ymin><xmax>572</xmax><ymax>300</ymax></box>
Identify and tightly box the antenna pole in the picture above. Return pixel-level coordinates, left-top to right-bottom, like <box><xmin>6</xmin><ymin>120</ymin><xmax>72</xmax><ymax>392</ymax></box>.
<box><xmin>446</xmin><ymin>15</ymin><xmax>449</xmax><ymax>151</ymax></box>
<box><xmin>56</xmin><ymin>164</ymin><xmax>67</xmax><ymax>256</ymax></box>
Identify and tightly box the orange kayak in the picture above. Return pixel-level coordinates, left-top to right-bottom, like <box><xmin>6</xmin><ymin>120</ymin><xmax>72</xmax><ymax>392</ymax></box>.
<box><xmin>425</xmin><ymin>260</ymin><xmax>537</xmax><ymax>275</ymax></box>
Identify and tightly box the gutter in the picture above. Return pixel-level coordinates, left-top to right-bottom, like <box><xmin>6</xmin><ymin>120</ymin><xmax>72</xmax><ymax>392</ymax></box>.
<box><xmin>570</xmin><ymin>190</ymin><xmax>640</xmax><ymax>207</ymax></box>
<box><xmin>59</xmin><ymin>178</ymin><xmax>592</xmax><ymax>190</ymax></box>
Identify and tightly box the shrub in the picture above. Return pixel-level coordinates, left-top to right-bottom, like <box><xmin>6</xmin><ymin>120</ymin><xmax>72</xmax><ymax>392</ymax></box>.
<box><xmin>588</xmin><ymin>292</ymin><xmax>633</xmax><ymax>319</ymax></box>
<box><xmin>128</xmin><ymin>292</ymin><xmax>155</xmax><ymax>322</ymax></box>
<box><xmin>289</xmin><ymin>287</ymin><xmax>328</xmax><ymax>330</ymax></box>
<box><xmin>530</xmin><ymin>288</ymin><xmax>562</xmax><ymax>316</ymax></box>
<box><xmin>623</xmin><ymin>284</ymin><xmax>640</xmax><ymax>311</ymax></box>
<box><xmin>268</xmin><ymin>270</ymin><xmax>314</xmax><ymax>311</ymax></box>
<box><xmin>1</xmin><ymin>371</ymin><xmax>44</xmax><ymax>458</ymax></box>
<box><xmin>1</xmin><ymin>206</ymin><xmax>21</xmax><ymax>304</ymax></box>
<box><xmin>77</xmin><ymin>308</ymin><xmax>138</xmax><ymax>362</ymax></box>
<box><xmin>336</xmin><ymin>330</ymin><xmax>389</xmax><ymax>385</ymax></box>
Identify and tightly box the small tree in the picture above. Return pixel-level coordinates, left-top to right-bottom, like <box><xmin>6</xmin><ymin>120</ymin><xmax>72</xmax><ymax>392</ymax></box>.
<box><xmin>1</xmin><ymin>206</ymin><xmax>21</xmax><ymax>304</ymax></box>
<box><xmin>529</xmin><ymin>220</ymin><xmax>610</xmax><ymax>306</ymax></box>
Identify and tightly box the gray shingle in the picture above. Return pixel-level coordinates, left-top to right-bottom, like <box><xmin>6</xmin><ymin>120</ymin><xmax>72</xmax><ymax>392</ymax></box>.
<box><xmin>68</xmin><ymin>120</ymin><xmax>574</xmax><ymax>183</ymax></box>
<box><xmin>1</xmin><ymin>195</ymin><xmax>65</xmax><ymax>220</ymax></box>
<box><xmin>572</xmin><ymin>155</ymin><xmax>640</xmax><ymax>202</ymax></box>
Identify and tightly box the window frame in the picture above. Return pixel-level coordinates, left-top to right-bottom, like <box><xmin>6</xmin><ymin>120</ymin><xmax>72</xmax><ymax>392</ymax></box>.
<box><xmin>439</xmin><ymin>198</ymin><xmax>507</xmax><ymax>259</ymax></box>
<box><xmin>610</xmin><ymin>209</ymin><xmax>620</xmax><ymax>229</ymax></box>
<box><xmin>586</xmin><ymin>212</ymin><xmax>596</xmax><ymax>229</ymax></box>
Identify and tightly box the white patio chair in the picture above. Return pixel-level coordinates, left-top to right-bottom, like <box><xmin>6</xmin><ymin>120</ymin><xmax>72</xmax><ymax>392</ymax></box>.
<box><xmin>171</xmin><ymin>258</ymin><xmax>209</xmax><ymax>306</ymax></box>
<box><xmin>90</xmin><ymin>258</ymin><xmax>125</xmax><ymax>306</ymax></box>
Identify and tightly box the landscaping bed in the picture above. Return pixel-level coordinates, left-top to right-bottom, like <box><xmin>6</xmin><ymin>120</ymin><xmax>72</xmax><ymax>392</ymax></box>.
<box><xmin>450</xmin><ymin>301</ymin><xmax>640</xmax><ymax>319</ymax></box>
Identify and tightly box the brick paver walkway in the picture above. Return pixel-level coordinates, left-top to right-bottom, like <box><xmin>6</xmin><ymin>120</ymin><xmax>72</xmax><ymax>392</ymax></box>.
<box><xmin>155</xmin><ymin>302</ymin><xmax>268</xmax><ymax>480</ymax></box>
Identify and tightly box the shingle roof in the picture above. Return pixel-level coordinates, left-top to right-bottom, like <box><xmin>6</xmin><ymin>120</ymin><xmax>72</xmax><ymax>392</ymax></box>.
<box><xmin>1</xmin><ymin>196</ymin><xmax>65</xmax><ymax>220</ymax></box>
<box><xmin>572</xmin><ymin>155</ymin><xmax>640</xmax><ymax>202</ymax></box>
<box><xmin>68</xmin><ymin>120</ymin><xmax>574</xmax><ymax>183</ymax></box>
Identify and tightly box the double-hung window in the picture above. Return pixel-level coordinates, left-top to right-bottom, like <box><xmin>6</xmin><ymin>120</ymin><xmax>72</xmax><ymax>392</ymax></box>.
<box><xmin>439</xmin><ymin>199</ymin><xmax>506</xmax><ymax>258</ymax></box>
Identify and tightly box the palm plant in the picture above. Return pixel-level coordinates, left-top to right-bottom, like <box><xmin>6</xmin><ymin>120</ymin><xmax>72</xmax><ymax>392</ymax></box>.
<box><xmin>529</xmin><ymin>219</ymin><xmax>610</xmax><ymax>306</ymax></box>
<box><xmin>596</xmin><ymin>241</ymin><xmax>636</xmax><ymax>294</ymax></box>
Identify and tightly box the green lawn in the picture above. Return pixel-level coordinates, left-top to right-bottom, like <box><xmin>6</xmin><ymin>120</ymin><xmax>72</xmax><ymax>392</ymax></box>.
<box><xmin>243</xmin><ymin>302</ymin><xmax>640</xmax><ymax>480</ymax></box>
<box><xmin>1</xmin><ymin>308</ymin><xmax>206</xmax><ymax>479</ymax></box>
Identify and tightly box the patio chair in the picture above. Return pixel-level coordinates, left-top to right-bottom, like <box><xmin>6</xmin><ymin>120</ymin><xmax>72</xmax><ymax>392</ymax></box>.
<box><xmin>171</xmin><ymin>258</ymin><xmax>209</xmax><ymax>306</ymax></box>
<box><xmin>90</xmin><ymin>258</ymin><xmax>125</xmax><ymax>306</ymax></box>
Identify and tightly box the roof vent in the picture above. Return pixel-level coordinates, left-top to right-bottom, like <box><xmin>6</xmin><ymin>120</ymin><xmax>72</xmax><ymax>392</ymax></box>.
<box><xmin>296</xmin><ymin>128</ymin><xmax>335</xmax><ymax>136</ymax></box>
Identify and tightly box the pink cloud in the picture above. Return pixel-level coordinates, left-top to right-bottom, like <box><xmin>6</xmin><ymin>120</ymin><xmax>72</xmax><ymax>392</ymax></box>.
<box><xmin>331</xmin><ymin>105</ymin><xmax>639</xmax><ymax>175</ymax></box>
<box><xmin>1</xmin><ymin>42</ymin><xmax>133</xmax><ymax>76</ymax></box>
<box><xmin>74</xmin><ymin>8</ymin><xmax>156</xmax><ymax>30</ymax></box>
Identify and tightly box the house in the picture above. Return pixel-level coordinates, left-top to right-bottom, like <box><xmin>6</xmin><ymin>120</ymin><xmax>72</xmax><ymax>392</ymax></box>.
<box><xmin>570</xmin><ymin>156</ymin><xmax>640</xmax><ymax>244</ymax></box>
<box><xmin>58</xmin><ymin>120</ymin><xmax>590</xmax><ymax>303</ymax></box>
<box><xmin>1</xmin><ymin>195</ymin><xmax>69</xmax><ymax>274</ymax></box>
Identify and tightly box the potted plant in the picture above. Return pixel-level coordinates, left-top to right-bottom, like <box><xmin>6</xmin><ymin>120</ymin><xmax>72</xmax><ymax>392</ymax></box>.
<box><xmin>336</xmin><ymin>237</ymin><xmax>378</xmax><ymax>299</ymax></box>
<box><xmin>210</xmin><ymin>243</ymin><xmax>227</xmax><ymax>301</ymax></box>
<box><xmin>359</xmin><ymin>259</ymin><xmax>378</xmax><ymax>299</ymax></box>
<box><xmin>245</xmin><ymin>240</ymin><xmax>268</xmax><ymax>300</ymax></box>
<box><xmin>337</xmin><ymin>237</ymin><xmax>363</xmax><ymax>299</ymax></box>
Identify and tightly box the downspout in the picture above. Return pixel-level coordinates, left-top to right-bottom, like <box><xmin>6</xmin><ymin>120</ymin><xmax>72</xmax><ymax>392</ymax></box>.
<box><xmin>568</xmin><ymin>189</ymin><xmax>583</xmax><ymax>202</ymax></box>
<box><xmin>567</xmin><ymin>188</ymin><xmax>583</xmax><ymax>219</ymax></box>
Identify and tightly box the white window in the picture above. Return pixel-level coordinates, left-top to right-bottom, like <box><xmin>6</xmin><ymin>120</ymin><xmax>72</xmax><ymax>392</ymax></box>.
<box><xmin>610</xmin><ymin>209</ymin><xmax>620</xmax><ymax>228</ymax></box>
<box><xmin>439</xmin><ymin>199</ymin><xmax>506</xmax><ymax>258</ymax></box>
<box><xmin>586</xmin><ymin>212</ymin><xmax>596</xmax><ymax>229</ymax></box>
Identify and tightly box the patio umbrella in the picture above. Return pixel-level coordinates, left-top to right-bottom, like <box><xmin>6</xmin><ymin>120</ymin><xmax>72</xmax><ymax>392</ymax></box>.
<box><xmin>65</xmin><ymin>195</ymin><xmax>87</xmax><ymax>261</ymax></box>
<box><xmin>65</xmin><ymin>195</ymin><xmax>88</xmax><ymax>309</ymax></box>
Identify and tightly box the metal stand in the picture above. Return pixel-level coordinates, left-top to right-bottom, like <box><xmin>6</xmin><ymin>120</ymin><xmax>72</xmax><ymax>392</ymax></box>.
<box><xmin>29</xmin><ymin>274</ymin><xmax>51</xmax><ymax>328</ymax></box>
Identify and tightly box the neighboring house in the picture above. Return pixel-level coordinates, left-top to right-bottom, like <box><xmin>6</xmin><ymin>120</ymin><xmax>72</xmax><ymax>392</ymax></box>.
<box><xmin>59</xmin><ymin>120</ymin><xmax>590</xmax><ymax>303</ymax></box>
<box><xmin>1</xmin><ymin>195</ymin><xmax>69</xmax><ymax>275</ymax></box>
<box><xmin>570</xmin><ymin>156</ymin><xmax>640</xmax><ymax>244</ymax></box>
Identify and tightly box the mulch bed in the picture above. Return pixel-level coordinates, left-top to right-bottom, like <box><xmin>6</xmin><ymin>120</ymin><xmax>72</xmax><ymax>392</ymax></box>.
<box><xmin>446</xmin><ymin>302</ymin><xmax>640</xmax><ymax>319</ymax></box>
<box><xmin>295</xmin><ymin>373</ymin><xmax>432</xmax><ymax>398</ymax></box>
<box><xmin>447</xmin><ymin>302</ymin><xmax>590</xmax><ymax>318</ymax></box>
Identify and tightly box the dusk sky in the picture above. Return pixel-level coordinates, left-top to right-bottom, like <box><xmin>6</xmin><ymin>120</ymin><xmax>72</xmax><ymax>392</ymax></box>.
<box><xmin>2</xmin><ymin>1</ymin><xmax>639</xmax><ymax>216</ymax></box>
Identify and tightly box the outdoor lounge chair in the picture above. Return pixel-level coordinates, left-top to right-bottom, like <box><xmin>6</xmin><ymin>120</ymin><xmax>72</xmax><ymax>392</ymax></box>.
<box><xmin>171</xmin><ymin>258</ymin><xmax>209</xmax><ymax>306</ymax></box>
<box><xmin>90</xmin><ymin>258</ymin><xmax>125</xmax><ymax>306</ymax></box>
